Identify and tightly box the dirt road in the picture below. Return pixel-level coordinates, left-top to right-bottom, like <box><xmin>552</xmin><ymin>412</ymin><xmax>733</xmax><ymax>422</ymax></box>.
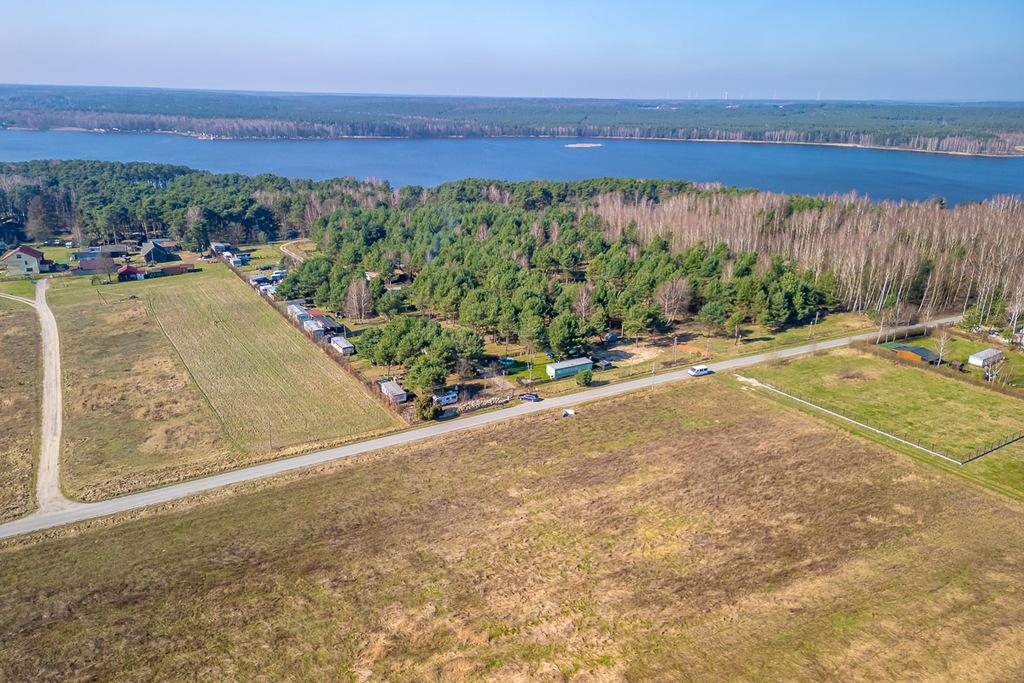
<box><xmin>279</xmin><ymin>239</ymin><xmax>312</xmax><ymax>264</ymax></box>
<box><xmin>0</xmin><ymin>279</ymin><xmax>75</xmax><ymax>517</ymax></box>
<box><xmin>0</xmin><ymin>314</ymin><xmax>959</xmax><ymax>540</ymax></box>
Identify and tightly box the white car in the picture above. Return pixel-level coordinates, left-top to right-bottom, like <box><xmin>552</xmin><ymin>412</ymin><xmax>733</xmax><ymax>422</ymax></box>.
<box><xmin>688</xmin><ymin>365</ymin><xmax>712</xmax><ymax>377</ymax></box>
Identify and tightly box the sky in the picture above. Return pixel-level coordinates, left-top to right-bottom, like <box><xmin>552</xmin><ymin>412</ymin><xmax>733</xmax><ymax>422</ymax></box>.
<box><xmin>4</xmin><ymin>0</ymin><xmax>1023</xmax><ymax>101</ymax></box>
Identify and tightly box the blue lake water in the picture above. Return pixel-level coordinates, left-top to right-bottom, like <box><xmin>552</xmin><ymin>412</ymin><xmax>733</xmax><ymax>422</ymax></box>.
<box><xmin>1</xmin><ymin>129</ymin><xmax>1023</xmax><ymax>205</ymax></box>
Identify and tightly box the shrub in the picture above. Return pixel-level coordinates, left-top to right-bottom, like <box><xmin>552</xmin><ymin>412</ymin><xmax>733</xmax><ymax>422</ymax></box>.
<box><xmin>575</xmin><ymin>369</ymin><xmax>593</xmax><ymax>386</ymax></box>
<box><xmin>415</xmin><ymin>394</ymin><xmax>442</xmax><ymax>420</ymax></box>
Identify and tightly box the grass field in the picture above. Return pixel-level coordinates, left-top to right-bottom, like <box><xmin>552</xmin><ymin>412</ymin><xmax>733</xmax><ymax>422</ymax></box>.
<box><xmin>3</xmin><ymin>381</ymin><xmax>1024</xmax><ymax>680</ymax></box>
<box><xmin>0</xmin><ymin>278</ymin><xmax>37</xmax><ymax>298</ymax></box>
<box><xmin>913</xmin><ymin>332</ymin><xmax>1024</xmax><ymax>387</ymax></box>
<box><xmin>745</xmin><ymin>348</ymin><xmax>1024</xmax><ymax>495</ymax></box>
<box><xmin>49</xmin><ymin>265</ymin><xmax>401</xmax><ymax>500</ymax></box>
<box><xmin>0</xmin><ymin>299</ymin><xmax>39</xmax><ymax>521</ymax></box>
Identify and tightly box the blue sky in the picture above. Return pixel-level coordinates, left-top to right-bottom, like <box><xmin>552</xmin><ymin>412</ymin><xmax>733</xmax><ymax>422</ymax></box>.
<box><xmin>4</xmin><ymin>0</ymin><xmax>1022</xmax><ymax>100</ymax></box>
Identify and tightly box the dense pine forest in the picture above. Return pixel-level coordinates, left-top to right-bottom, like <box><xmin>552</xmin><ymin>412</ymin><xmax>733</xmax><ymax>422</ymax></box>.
<box><xmin>3</xmin><ymin>85</ymin><xmax>1024</xmax><ymax>155</ymax></box>
<box><xmin>3</xmin><ymin>160</ymin><xmax>1024</xmax><ymax>347</ymax></box>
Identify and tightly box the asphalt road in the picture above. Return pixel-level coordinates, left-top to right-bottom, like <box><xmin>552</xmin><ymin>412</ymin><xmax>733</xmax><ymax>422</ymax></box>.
<box><xmin>0</xmin><ymin>316</ymin><xmax>959</xmax><ymax>540</ymax></box>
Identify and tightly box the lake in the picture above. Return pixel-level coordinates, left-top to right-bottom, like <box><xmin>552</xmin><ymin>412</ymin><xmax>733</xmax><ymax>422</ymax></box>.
<box><xmin>1</xmin><ymin>129</ymin><xmax>1023</xmax><ymax>205</ymax></box>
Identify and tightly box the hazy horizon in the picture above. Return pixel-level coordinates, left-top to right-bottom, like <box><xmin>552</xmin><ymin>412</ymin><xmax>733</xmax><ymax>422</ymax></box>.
<box><xmin>4</xmin><ymin>82</ymin><xmax>1024</xmax><ymax>105</ymax></box>
<box><xmin>5</xmin><ymin>0</ymin><xmax>1023</xmax><ymax>101</ymax></box>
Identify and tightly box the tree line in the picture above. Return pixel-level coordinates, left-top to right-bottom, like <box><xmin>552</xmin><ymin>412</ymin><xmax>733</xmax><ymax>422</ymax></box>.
<box><xmin>4</xmin><ymin>160</ymin><xmax>1023</xmax><ymax>348</ymax></box>
<box><xmin>4</xmin><ymin>87</ymin><xmax>1024</xmax><ymax>155</ymax></box>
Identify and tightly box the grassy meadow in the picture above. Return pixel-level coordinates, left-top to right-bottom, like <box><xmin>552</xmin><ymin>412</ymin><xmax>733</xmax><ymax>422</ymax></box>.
<box><xmin>0</xmin><ymin>278</ymin><xmax>37</xmax><ymax>299</ymax></box>
<box><xmin>0</xmin><ymin>298</ymin><xmax>40</xmax><ymax>521</ymax></box>
<box><xmin>48</xmin><ymin>265</ymin><xmax>401</xmax><ymax>500</ymax></box>
<box><xmin>3</xmin><ymin>381</ymin><xmax>1024</xmax><ymax>679</ymax></box>
<box><xmin>745</xmin><ymin>348</ymin><xmax>1024</xmax><ymax>496</ymax></box>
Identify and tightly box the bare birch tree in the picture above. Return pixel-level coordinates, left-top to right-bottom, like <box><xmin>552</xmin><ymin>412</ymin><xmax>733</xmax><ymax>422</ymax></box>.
<box><xmin>345</xmin><ymin>278</ymin><xmax>372</xmax><ymax>321</ymax></box>
<box><xmin>656</xmin><ymin>277</ymin><xmax>692</xmax><ymax>324</ymax></box>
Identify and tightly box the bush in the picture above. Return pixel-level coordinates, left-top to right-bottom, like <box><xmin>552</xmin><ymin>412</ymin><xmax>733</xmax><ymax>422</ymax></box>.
<box><xmin>415</xmin><ymin>394</ymin><xmax>442</xmax><ymax>420</ymax></box>
<box><xmin>575</xmin><ymin>369</ymin><xmax>593</xmax><ymax>386</ymax></box>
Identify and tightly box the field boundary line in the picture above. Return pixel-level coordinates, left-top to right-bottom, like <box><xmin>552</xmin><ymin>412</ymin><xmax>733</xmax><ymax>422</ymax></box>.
<box><xmin>738</xmin><ymin>376</ymin><xmax>964</xmax><ymax>465</ymax></box>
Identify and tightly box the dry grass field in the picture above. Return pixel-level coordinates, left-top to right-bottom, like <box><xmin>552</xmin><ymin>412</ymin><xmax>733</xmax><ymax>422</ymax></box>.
<box><xmin>49</xmin><ymin>266</ymin><xmax>400</xmax><ymax>500</ymax></box>
<box><xmin>0</xmin><ymin>299</ymin><xmax>39</xmax><ymax>521</ymax></box>
<box><xmin>3</xmin><ymin>380</ymin><xmax>1024</xmax><ymax>680</ymax></box>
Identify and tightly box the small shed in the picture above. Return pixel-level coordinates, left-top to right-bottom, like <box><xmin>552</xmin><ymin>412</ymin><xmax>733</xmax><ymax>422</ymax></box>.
<box><xmin>546</xmin><ymin>357</ymin><xmax>594</xmax><ymax>380</ymax></box>
<box><xmin>330</xmin><ymin>336</ymin><xmax>356</xmax><ymax>356</ymax></box>
<box><xmin>287</xmin><ymin>303</ymin><xmax>310</xmax><ymax>321</ymax></box>
<box><xmin>302</xmin><ymin>317</ymin><xmax>328</xmax><ymax>339</ymax></box>
<box><xmin>969</xmin><ymin>348</ymin><xmax>1005</xmax><ymax>369</ymax></box>
<box><xmin>380</xmin><ymin>380</ymin><xmax>407</xmax><ymax>403</ymax></box>
<box><xmin>892</xmin><ymin>345</ymin><xmax>939</xmax><ymax>365</ymax></box>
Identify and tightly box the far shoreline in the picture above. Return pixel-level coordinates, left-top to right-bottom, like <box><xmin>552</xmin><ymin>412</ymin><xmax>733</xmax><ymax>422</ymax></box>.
<box><xmin>3</xmin><ymin>126</ymin><xmax>1023</xmax><ymax>159</ymax></box>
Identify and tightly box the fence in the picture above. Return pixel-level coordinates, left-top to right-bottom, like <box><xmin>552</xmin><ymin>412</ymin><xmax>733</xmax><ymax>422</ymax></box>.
<box><xmin>746</xmin><ymin>378</ymin><xmax>1022</xmax><ymax>466</ymax></box>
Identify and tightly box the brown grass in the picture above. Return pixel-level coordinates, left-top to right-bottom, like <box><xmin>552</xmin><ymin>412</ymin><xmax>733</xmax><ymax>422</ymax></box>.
<box><xmin>0</xmin><ymin>303</ymin><xmax>39</xmax><ymax>521</ymax></box>
<box><xmin>2</xmin><ymin>381</ymin><xmax>1024</xmax><ymax>680</ymax></box>
<box><xmin>49</xmin><ymin>267</ymin><xmax>400</xmax><ymax>501</ymax></box>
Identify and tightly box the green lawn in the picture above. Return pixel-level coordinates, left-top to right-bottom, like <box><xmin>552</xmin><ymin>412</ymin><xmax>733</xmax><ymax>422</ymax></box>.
<box><xmin>745</xmin><ymin>348</ymin><xmax>1024</xmax><ymax>497</ymax></box>
<box><xmin>0</xmin><ymin>279</ymin><xmax>37</xmax><ymax>299</ymax></box>
<box><xmin>912</xmin><ymin>333</ymin><xmax>1024</xmax><ymax>388</ymax></box>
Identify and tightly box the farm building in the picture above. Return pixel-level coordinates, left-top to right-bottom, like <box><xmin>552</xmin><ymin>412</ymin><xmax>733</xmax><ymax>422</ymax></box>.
<box><xmin>969</xmin><ymin>348</ymin><xmax>1005</xmax><ymax>369</ymax></box>
<box><xmin>152</xmin><ymin>239</ymin><xmax>179</xmax><ymax>252</ymax></box>
<box><xmin>380</xmin><ymin>380</ymin><xmax>408</xmax><ymax>403</ymax></box>
<box><xmin>546</xmin><ymin>357</ymin><xmax>594</xmax><ymax>380</ymax></box>
<box><xmin>141</xmin><ymin>240</ymin><xmax>180</xmax><ymax>264</ymax></box>
<box><xmin>432</xmin><ymin>389</ymin><xmax>459</xmax><ymax>406</ymax></box>
<box><xmin>330</xmin><ymin>336</ymin><xmax>356</xmax><ymax>355</ymax></box>
<box><xmin>72</xmin><ymin>244</ymin><xmax>128</xmax><ymax>261</ymax></box>
<box><xmin>117</xmin><ymin>264</ymin><xmax>146</xmax><ymax>281</ymax></box>
<box><xmin>1</xmin><ymin>245</ymin><xmax>54</xmax><ymax>275</ymax></box>
<box><xmin>891</xmin><ymin>345</ymin><xmax>940</xmax><ymax>365</ymax></box>
<box><xmin>74</xmin><ymin>258</ymin><xmax>113</xmax><ymax>275</ymax></box>
<box><xmin>148</xmin><ymin>263</ymin><xmax>193</xmax><ymax>277</ymax></box>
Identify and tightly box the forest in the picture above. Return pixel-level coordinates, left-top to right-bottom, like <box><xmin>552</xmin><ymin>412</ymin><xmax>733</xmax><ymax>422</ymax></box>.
<box><xmin>3</xmin><ymin>85</ymin><xmax>1024</xmax><ymax>155</ymax></box>
<box><xmin>3</xmin><ymin>160</ymin><xmax>1024</xmax><ymax>357</ymax></box>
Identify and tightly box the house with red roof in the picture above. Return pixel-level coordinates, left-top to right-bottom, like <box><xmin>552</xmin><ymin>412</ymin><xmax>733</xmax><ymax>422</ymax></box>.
<box><xmin>0</xmin><ymin>245</ymin><xmax>54</xmax><ymax>275</ymax></box>
<box><xmin>117</xmin><ymin>264</ymin><xmax>147</xmax><ymax>282</ymax></box>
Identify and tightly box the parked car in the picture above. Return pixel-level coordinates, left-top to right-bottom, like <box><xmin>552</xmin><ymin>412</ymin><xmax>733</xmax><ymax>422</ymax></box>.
<box><xmin>688</xmin><ymin>365</ymin><xmax>712</xmax><ymax>377</ymax></box>
<box><xmin>519</xmin><ymin>393</ymin><xmax>542</xmax><ymax>402</ymax></box>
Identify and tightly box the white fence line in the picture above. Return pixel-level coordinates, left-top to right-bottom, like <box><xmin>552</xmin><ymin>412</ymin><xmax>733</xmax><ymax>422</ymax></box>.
<box><xmin>744</xmin><ymin>378</ymin><xmax>964</xmax><ymax>465</ymax></box>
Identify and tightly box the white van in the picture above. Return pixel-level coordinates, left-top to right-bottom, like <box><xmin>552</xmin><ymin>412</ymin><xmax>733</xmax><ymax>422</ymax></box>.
<box><xmin>688</xmin><ymin>365</ymin><xmax>712</xmax><ymax>377</ymax></box>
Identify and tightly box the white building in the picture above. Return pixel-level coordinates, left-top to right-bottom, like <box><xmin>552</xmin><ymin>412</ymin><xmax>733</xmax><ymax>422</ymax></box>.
<box><xmin>380</xmin><ymin>380</ymin><xmax>407</xmax><ymax>403</ymax></box>
<box><xmin>286</xmin><ymin>303</ymin><xmax>310</xmax><ymax>321</ymax></box>
<box><xmin>546</xmin><ymin>357</ymin><xmax>594</xmax><ymax>380</ymax></box>
<box><xmin>330</xmin><ymin>336</ymin><xmax>356</xmax><ymax>356</ymax></box>
<box><xmin>969</xmin><ymin>348</ymin><xmax>1005</xmax><ymax>369</ymax></box>
<box><xmin>1</xmin><ymin>245</ymin><xmax>53</xmax><ymax>275</ymax></box>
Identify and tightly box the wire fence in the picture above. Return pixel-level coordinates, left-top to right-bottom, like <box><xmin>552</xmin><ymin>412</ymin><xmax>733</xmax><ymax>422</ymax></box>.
<box><xmin>748</xmin><ymin>379</ymin><xmax>1023</xmax><ymax>466</ymax></box>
